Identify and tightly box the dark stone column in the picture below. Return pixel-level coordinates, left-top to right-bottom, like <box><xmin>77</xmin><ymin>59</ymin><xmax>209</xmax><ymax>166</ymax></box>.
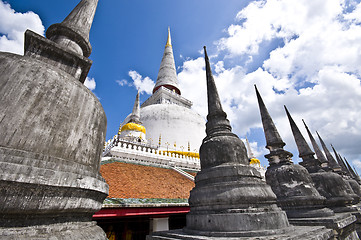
<box><xmin>0</xmin><ymin>1</ymin><xmax>108</xmax><ymax>239</ymax></box>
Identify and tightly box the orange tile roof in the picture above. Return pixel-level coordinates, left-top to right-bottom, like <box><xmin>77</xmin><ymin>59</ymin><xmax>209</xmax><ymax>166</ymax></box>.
<box><xmin>100</xmin><ymin>162</ymin><xmax>195</xmax><ymax>199</ymax></box>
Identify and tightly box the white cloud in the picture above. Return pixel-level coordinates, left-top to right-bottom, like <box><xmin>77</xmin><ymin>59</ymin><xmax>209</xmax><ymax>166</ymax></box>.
<box><xmin>0</xmin><ymin>1</ymin><xmax>44</xmax><ymax>55</ymax></box>
<box><xmin>84</xmin><ymin>77</ymin><xmax>96</xmax><ymax>91</ymax></box>
<box><xmin>178</xmin><ymin>57</ymin><xmax>207</xmax><ymax>118</ymax></box>
<box><xmin>177</xmin><ymin>0</ymin><xmax>361</xmax><ymax>169</ymax></box>
<box><xmin>128</xmin><ymin>70</ymin><xmax>155</xmax><ymax>95</ymax></box>
<box><xmin>352</xmin><ymin>160</ymin><xmax>361</xmax><ymax>174</ymax></box>
<box><xmin>116</xmin><ymin>79</ymin><xmax>130</xmax><ymax>87</ymax></box>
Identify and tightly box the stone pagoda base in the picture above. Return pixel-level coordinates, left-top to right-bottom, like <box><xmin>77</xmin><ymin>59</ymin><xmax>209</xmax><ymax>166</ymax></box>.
<box><xmin>147</xmin><ymin>226</ymin><xmax>334</xmax><ymax>240</ymax></box>
<box><xmin>0</xmin><ymin>221</ymin><xmax>107</xmax><ymax>240</ymax></box>
<box><xmin>289</xmin><ymin>213</ymin><xmax>358</xmax><ymax>239</ymax></box>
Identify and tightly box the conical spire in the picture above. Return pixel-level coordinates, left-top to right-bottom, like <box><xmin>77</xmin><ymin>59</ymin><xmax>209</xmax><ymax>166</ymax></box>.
<box><xmin>344</xmin><ymin>158</ymin><xmax>354</xmax><ymax>174</ymax></box>
<box><xmin>166</xmin><ymin>27</ymin><xmax>172</xmax><ymax>47</ymax></box>
<box><xmin>255</xmin><ymin>85</ymin><xmax>285</xmax><ymax>150</ymax></box>
<box><xmin>344</xmin><ymin>158</ymin><xmax>358</xmax><ymax>179</ymax></box>
<box><xmin>331</xmin><ymin>145</ymin><xmax>348</xmax><ymax>174</ymax></box>
<box><xmin>255</xmin><ymin>86</ymin><xmax>293</xmax><ymax>166</ymax></box>
<box><xmin>153</xmin><ymin>27</ymin><xmax>180</xmax><ymax>95</ymax></box>
<box><xmin>341</xmin><ymin>155</ymin><xmax>355</xmax><ymax>178</ymax></box>
<box><xmin>302</xmin><ymin>120</ymin><xmax>328</xmax><ymax>165</ymax></box>
<box><xmin>46</xmin><ymin>0</ymin><xmax>98</xmax><ymax>57</ymax></box>
<box><xmin>339</xmin><ymin>154</ymin><xmax>351</xmax><ymax>176</ymax></box>
<box><xmin>127</xmin><ymin>91</ymin><xmax>141</xmax><ymax>124</ymax></box>
<box><xmin>317</xmin><ymin>132</ymin><xmax>341</xmax><ymax>171</ymax></box>
<box><xmin>353</xmin><ymin>166</ymin><xmax>359</xmax><ymax>176</ymax></box>
<box><xmin>246</xmin><ymin>137</ymin><xmax>255</xmax><ymax>159</ymax></box>
<box><xmin>284</xmin><ymin>106</ymin><xmax>315</xmax><ymax>159</ymax></box>
<box><xmin>204</xmin><ymin>46</ymin><xmax>232</xmax><ymax>136</ymax></box>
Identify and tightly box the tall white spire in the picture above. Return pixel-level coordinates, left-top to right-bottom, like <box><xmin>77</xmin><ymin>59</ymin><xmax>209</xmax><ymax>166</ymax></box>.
<box><xmin>153</xmin><ymin>27</ymin><xmax>181</xmax><ymax>95</ymax></box>
<box><xmin>245</xmin><ymin>137</ymin><xmax>255</xmax><ymax>159</ymax></box>
<box><xmin>127</xmin><ymin>91</ymin><xmax>141</xmax><ymax>124</ymax></box>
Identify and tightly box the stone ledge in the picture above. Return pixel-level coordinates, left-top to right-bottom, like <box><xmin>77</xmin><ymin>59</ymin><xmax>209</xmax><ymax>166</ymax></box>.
<box><xmin>146</xmin><ymin>226</ymin><xmax>334</xmax><ymax>239</ymax></box>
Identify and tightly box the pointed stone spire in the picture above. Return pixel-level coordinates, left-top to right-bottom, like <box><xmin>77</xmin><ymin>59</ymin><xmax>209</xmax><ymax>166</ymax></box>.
<box><xmin>255</xmin><ymin>85</ymin><xmax>285</xmax><ymax>151</ymax></box>
<box><xmin>353</xmin><ymin>166</ymin><xmax>359</xmax><ymax>176</ymax></box>
<box><xmin>204</xmin><ymin>46</ymin><xmax>232</xmax><ymax>137</ymax></box>
<box><xmin>127</xmin><ymin>91</ymin><xmax>141</xmax><ymax>124</ymax></box>
<box><xmin>182</xmin><ymin>46</ymin><xmax>292</xmax><ymax>238</ymax></box>
<box><xmin>339</xmin><ymin>154</ymin><xmax>352</xmax><ymax>177</ymax></box>
<box><xmin>255</xmin><ymin>86</ymin><xmax>292</xmax><ymax>165</ymax></box>
<box><xmin>245</xmin><ymin>137</ymin><xmax>255</xmax><ymax>159</ymax></box>
<box><xmin>285</xmin><ymin>107</ymin><xmax>322</xmax><ymax>173</ymax></box>
<box><xmin>255</xmin><ymin>91</ymin><xmax>336</xmax><ymax>220</ymax></box>
<box><xmin>46</xmin><ymin>0</ymin><xmax>98</xmax><ymax>57</ymax></box>
<box><xmin>342</xmin><ymin>156</ymin><xmax>356</xmax><ymax>179</ymax></box>
<box><xmin>302</xmin><ymin>120</ymin><xmax>328</xmax><ymax>165</ymax></box>
<box><xmin>344</xmin><ymin>158</ymin><xmax>359</xmax><ymax>180</ymax></box>
<box><xmin>349</xmin><ymin>162</ymin><xmax>361</xmax><ymax>185</ymax></box>
<box><xmin>331</xmin><ymin>145</ymin><xmax>348</xmax><ymax>174</ymax></box>
<box><xmin>317</xmin><ymin>132</ymin><xmax>341</xmax><ymax>171</ymax></box>
<box><xmin>285</xmin><ymin>106</ymin><xmax>315</xmax><ymax>158</ymax></box>
<box><xmin>153</xmin><ymin>27</ymin><xmax>180</xmax><ymax>95</ymax></box>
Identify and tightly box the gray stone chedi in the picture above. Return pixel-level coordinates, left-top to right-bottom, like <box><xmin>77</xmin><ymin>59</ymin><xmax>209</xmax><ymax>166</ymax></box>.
<box><xmin>0</xmin><ymin>0</ymin><xmax>108</xmax><ymax>239</ymax></box>
<box><xmin>255</xmin><ymin>87</ymin><xmax>333</xmax><ymax>220</ymax></box>
<box><xmin>284</xmin><ymin>106</ymin><xmax>359</xmax><ymax>238</ymax></box>
<box><xmin>147</xmin><ymin>47</ymin><xmax>334</xmax><ymax>239</ymax></box>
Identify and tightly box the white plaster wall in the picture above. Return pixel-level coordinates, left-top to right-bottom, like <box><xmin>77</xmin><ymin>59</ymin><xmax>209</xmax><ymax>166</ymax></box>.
<box><xmin>140</xmin><ymin>104</ymin><xmax>205</xmax><ymax>152</ymax></box>
<box><xmin>151</xmin><ymin>218</ymin><xmax>169</xmax><ymax>232</ymax></box>
<box><xmin>119</xmin><ymin>130</ymin><xmax>146</xmax><ymax>142</ymax></box>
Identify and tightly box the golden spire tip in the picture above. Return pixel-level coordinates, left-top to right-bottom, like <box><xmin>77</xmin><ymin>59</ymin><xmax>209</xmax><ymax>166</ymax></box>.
<box><xmin>166</xmin><ymin>26</ymin><xmax>172</xmax><ymax>47</ymax></box>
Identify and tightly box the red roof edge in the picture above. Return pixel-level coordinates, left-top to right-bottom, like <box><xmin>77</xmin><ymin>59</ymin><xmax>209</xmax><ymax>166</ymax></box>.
<box><xmin>93</xmin><ymin>206</ymin><xmax>190</xmax><ymax>219</ymax></box>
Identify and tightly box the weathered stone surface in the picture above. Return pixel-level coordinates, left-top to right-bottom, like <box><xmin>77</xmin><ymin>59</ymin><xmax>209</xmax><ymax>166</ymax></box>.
<box><xmin>0</xmin><ymin>53</ymin><xmax>105</xmax><ymax>172</ymax></box>
<box><xmin>0</xmin><ymin>50</ymin><xmax>108</xmax><ymax>238</ymax></box>
<box><xmin>310</xmin><ymin>172</ymin><xmax>354</xmax><ymax>207</ymax></box>
<box><xmin>46</xmin><ymin>0</ymin><xmax>98</xmax><ymax>58</ymax></box>
<box><xmin>0</xmin><ymin>1</ymin><xmax>108</xmax><ymax>238</ymax></box>
<box><xmin>265</xmin><ymin>163</ymin><xmax>334</xmax><ymax>218</ymax></box>
<box><xmin>287</xmin><ymin>115</ymin><xmax>361</xmax><ymax>237</ymax></box>
<box><xmin>0</xmin><ymin>222</ymin><xmax>106</xmax><ymax>240</ymax></box>
<box><xmin>147</xmin><ymin>226</ymin><xmax>334</xmax><ymax>240</ymax></box>
<box><xmin>255</xmin><ymin>94</ymin><xmax>333</xmax><ymax>220</ymax></box>
<box><xmin>302</xmin><ymin>120</ymin><xmax>358</xmax><ymax>208</ymax></box>
<box><xmin>25</xmin><ymin>30</ymin><xmax>92</xmax><ymax>84</ymax></box>
<box><xmin>348</xmin><ymin>179</ymin><xmax>361</xmax><ymax>197</ymax></box>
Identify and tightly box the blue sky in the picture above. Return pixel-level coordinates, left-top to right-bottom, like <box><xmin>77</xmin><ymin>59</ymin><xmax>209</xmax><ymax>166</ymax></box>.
<box><xmin>2</xmin><ymin>0</ymin><xmax>361</xmax><ymax>172</ymax></box>
<box><xmin>2</xmin><ymin>0</ymin><xmax>248</xmax><ymax>134</ymax></box>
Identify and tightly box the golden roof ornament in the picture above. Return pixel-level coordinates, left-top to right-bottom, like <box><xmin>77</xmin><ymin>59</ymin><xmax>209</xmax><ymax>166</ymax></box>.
<box><xmin>165</xmin><ymin>27</ymin><xmax>172</xmax><ymax>47</ymax></box>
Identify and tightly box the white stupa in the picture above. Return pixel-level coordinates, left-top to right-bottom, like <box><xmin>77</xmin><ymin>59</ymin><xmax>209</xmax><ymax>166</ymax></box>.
<box><xmin>103</xmin><ymin>28</ymin><xmax>205</xmax><ymax>170</ymax></box>
<box><xmin>139</xmin><ymin>28</ymin><xmax>205</xmax><ymax>155</ymax></box>
<box><xmin>245</xmin><ymin>137</ymin><xmax>266</xmax><ymax>179</ymax></box>
<box><xmin>119</xmin><ymin>91</ymin><xmax>147</xmax><ymax>143</ymax></box>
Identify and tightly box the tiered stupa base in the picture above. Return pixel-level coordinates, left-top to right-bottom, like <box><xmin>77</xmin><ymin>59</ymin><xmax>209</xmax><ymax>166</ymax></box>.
<box><xmin>289</xmin><ymin>213</ymin><xmax>358</xmax><ymax>239</ymax></box>
<box><xmin>0</xmin><ymin>222</ymin><xmax>106</xmax><ymax>240</ymax></box>
<box><xmin>147</xmin><ymin>226</ymin><xmax>334</xmax><ymax>240</ymax></box>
